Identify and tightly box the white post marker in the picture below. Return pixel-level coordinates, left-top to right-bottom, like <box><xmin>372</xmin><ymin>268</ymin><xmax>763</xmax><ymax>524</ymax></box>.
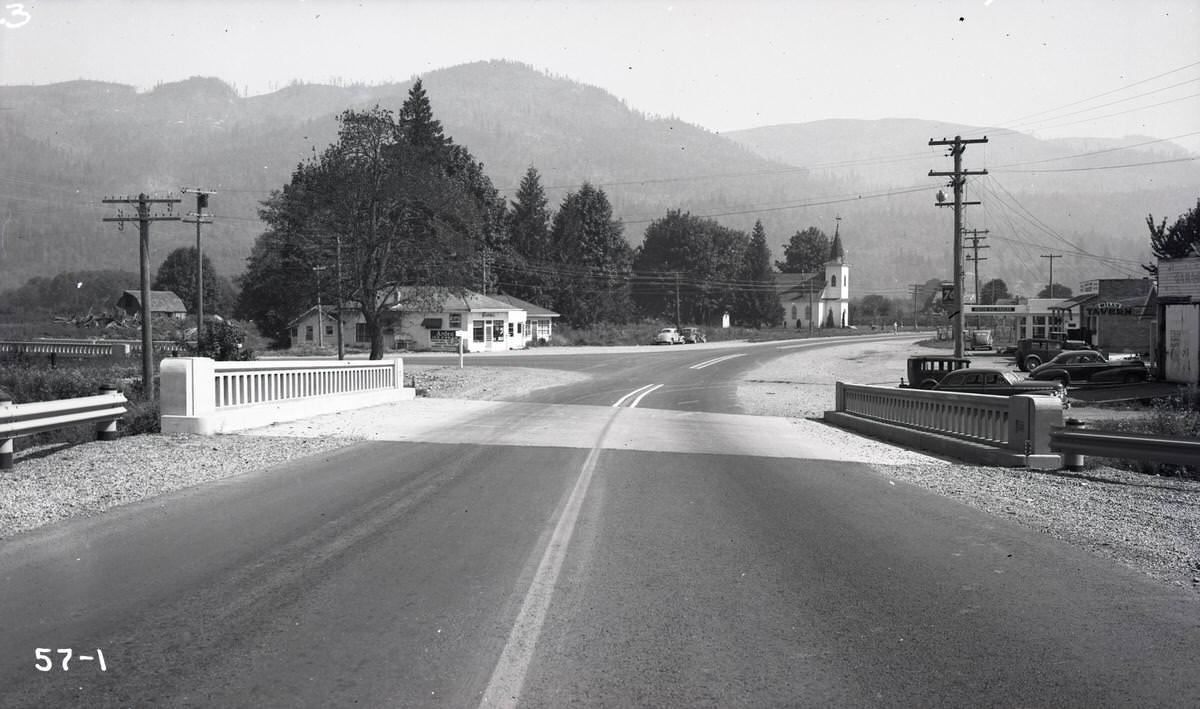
<box><xmin>456</xmin><ymin>330</ymin><xmax>468</xmax><ymax>369</ymax></box>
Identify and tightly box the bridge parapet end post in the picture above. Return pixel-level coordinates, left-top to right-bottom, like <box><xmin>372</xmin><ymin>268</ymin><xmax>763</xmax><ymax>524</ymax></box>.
<box><xmin>1007</xmin><ymin>394</ymin><xmax>1064</xmax><ymax>461</ymax></box>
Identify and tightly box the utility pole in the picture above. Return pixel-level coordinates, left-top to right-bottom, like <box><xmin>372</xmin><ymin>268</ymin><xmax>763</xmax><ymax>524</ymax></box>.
<box><xmin>929</xmin><ymin>135</ymin><xmax>988</xmax><ymax>357</ymax></box>
<box><xmin>1041</xmin><ymin>253</ymin><xmax>1062</xmax><ymax>298</ymax></box>
<box><xmin>963</xmin><ymin>228</ymin><xmax>990</xmax><ymax>320</ymax></box>
<box><xmin>671</xmin><ymin>272</ymin><xmax>681</xmax><ymax>328</ymax></box>
<box><xmin>335</xmin><ymin>235</ymin><xmax>344</xmax><ymax>360</ymax></box>
<box><xmin>103</xmin><ymin>193</ymin><xmax>181</xmax><ymax>401</ymax></box>
<box><xmin>909</xmin><ymin>283</ymin><xmax>924</xmax><ymax>330</ymax></box>
<box><xmin>312</xmin><ymin>265</ymin><xmax>327</xmax><ymax>349</ymax></box>
<box><xmin>181</xmin><ymin>187</ymin><xmax>215</xmax><ymax>346</ymax></box>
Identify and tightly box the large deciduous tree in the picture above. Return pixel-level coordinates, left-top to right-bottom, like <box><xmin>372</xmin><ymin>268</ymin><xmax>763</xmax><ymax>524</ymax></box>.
<box><xmin>979</xmin><ymin>278</ymin><xmax>1012</xmax><ymax>305</ymax></box>
<box><xmin>633</xmin><ymin>210</ymin><xmax>749</xmax><ymax>326</ymax></box>
<box><xmin>236</xmin><ymin>80</ymin><xmax>505</xmax><ymax>356</ymax></box>
<box><xmin>548</xmin><ymin>183</ymin><xmax>633</xmax><ymax>327</ymax></box>
<box><xmin>1146</xmin><ymin>198</ymin><xmax>1200</xmax><ymax>271</ymax></box>
<box><xmin>775</xmin><ymin>226</ymin><xmax>831</xmax><ymax>274</ymax></box>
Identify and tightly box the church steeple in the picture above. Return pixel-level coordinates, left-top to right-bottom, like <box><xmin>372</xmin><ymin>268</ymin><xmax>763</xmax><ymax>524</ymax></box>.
<box><xmin>829</xmin><ymin>215</ymin><xmax>845</xmax><ymax>263</ymax></box>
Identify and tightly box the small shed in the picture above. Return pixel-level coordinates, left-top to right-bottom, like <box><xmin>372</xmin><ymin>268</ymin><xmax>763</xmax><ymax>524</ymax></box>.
<box><xmin>115</xmin><ymin>290</ymin><xmax>188</xmax><ymax>319</ymax></box>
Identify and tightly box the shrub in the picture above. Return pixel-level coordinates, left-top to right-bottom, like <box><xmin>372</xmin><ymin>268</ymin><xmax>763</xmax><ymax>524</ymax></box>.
<box><xmin>1089</xmin><ymin>384</ymin><xmax>1199</xmax><ymax>478</ymax></box>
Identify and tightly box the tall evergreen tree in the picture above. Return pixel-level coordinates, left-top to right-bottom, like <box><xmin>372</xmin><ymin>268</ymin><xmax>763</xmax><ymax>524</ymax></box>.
<box><xmin>239</xmin><ymin>85</ymin><xmax>504</xmax><ymax>356</ymax></box>
<box><xmin>548</xmin><ymin>183</ymin><xmax>633</xmax><ymax>326</ymax></box>
<box><xmin>152</xmin><ymin>247</ymin><xmax>235</xmax><ymax>318</ymax></box>
<box><xmin>735</xmin><ymin>220</ymin><xmax>783</xmax><ymax>327</ymax></box>
<box><xmin>501</xmin><ymin>166</ymin><xmax>554</xmax><ymax>305</ymax></box>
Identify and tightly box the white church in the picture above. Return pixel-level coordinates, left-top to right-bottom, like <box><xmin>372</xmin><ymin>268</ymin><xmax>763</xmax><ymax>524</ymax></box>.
<box><xmin>776</xmin><ymin>222</ymin><xmax>851</xmax><ymax>330</ymax></box>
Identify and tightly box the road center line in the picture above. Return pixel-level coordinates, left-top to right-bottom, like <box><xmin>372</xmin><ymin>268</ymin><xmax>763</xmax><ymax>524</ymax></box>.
<box><xmin>611</xmin><ymin>384</ymin><xmax>657</xmax><ymax>407</ymax></box>
<box><xmin>628</xmin><ymin>383</ymin><xmax>663</xmax><ymax>408</ymax></box>
<box><xmin>689</xmin><ymin>353</ymin><xmax>745</xmax><ymax>369</ymax></box>
<box><xmin>478</xmin><ymin>412</ymin><xmax>618</xmax><ymax>708</ymax></box>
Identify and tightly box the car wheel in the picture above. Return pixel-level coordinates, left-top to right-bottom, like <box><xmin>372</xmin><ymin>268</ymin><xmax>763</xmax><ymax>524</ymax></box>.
<box><xmin>920</xmin><ymin>379</ymin><xmax>938</xmax><ymax>389</ymax></box>
<box><xmin>1023</xmin><ymin>355</ymin><xmax>1041</xmax><ymax>371</ymax></box>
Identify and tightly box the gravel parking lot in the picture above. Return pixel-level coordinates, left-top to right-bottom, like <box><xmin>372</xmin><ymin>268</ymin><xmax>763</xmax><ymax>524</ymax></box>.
<box><xmin>3</xmin><ymin>341</ymin><xmax>1197</xmax><ymax>592</ymax></box>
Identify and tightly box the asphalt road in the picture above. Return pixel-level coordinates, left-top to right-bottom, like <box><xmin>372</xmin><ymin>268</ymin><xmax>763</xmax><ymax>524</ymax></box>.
<box><xmin>3</xmin><ymin>335</ymin><xmax>1198</xmax><ymax>707</ymax></box>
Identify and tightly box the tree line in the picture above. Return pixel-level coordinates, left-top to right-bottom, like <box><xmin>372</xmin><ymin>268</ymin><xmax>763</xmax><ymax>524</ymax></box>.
<box><xmin>231</xmin><ymin>80</ymin><xmax>789</xmax><ymax>357</ymax></box>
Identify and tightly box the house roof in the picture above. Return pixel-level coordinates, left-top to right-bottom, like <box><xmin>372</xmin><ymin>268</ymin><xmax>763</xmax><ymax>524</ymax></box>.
<box><xmin>390</xmin><ymin>287</ymin><xmax>523</xmax><ymax>313</ymax></box>
<box><xmin>490</xmin><ymin>294</ymin><xmax>561</xmax><ymax>318</ymax></box>
<box><xmin>773</xmin><ymin>272</ymin><xmax>823</xmax><ymax>295</ymax></box>
<box><xmin>1050</xmin><ymin>293</ymin><xmax>1097</xmax><ymax>310</ymax></box>
<box><xmin>117</xmin><ymin>290</ymin><xmax>187</xmax><ymax>313</ymax></box>
<box><xmin>286</xmin><ymin>305</ymin><xmax>339</xmax><ymax>327</ymax></box>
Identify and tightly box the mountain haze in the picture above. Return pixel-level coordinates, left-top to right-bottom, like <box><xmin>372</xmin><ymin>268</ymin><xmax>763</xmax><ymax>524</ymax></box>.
<box><xmin>1</xmin><ymin>60</ymin><xmax>1194</xmax><ymax>302</ymax></box>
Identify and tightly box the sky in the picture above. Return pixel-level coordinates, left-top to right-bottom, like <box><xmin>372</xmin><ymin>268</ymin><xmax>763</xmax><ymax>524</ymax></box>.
<box><xmin>2</xmin><ymin>0</ymin><xmax>1198</xmax><ymax>152</ymax></box>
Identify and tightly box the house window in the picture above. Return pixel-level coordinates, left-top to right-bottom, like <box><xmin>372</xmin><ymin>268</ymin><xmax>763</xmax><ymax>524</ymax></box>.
<box><xmin>355</xmin><ymin>323</ymin><xmax>369</xmax><ymax>343</ymax></box>
<box><xmin>291</xmin><ymin>327</ymin><xmax>298</xmax><ymax>339</ymax></box>
<box><xmin>517</xmin><ymin>322</ymin><xmax>523</xmax><ymax>334</ymax></box>
<box><xmin>449</xmin><ymin>313</ymin><xmax>462</xmax><ymax>329</ymax></box>
<box><xmin>805</xmin><ymin>304</ymin><xmax>812</xmax><ymax>319</ymax></box>
<box><xmin>831</xmin><ymin>275</ymin><xmax>837</xmax><ymax>287</ymax></box>
<box><xmin>791</xmin><ymin>305</ymin><xmax>797</xmax><ymax>320</ymax></box>
<box><xmin>305</xmin><ymin>325</ymin><xmax>314</xmax><ymax>341</ymax></box>
<box><xmin>325</xmin><ymin>324</ymin><xmax>334</xmax><ymax>337</ymax></box>
<box><xmin>508</xmin><ymin>322</ymin><xmax>515</xmax><ymax>337</ymax></box>
<box><xmin>472</xmin><ymin>319</ymin><xmax>505</xmax><ymax>342</ymax></box>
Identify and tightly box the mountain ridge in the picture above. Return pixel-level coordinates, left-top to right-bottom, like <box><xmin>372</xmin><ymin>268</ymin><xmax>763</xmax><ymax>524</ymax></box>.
<box><xmin>1</xmin><ymin>60</ymin><xmax>1194</xmax><ymax>300</ymax></box>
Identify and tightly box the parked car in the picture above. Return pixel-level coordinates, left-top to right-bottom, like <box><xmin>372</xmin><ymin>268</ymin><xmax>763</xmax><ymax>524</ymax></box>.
<box><xmin>1027</xmin><ymin>350</ymin><xmax>1149</xmax><ymax>385</ymax></box>
<box><xmin>681</xmin><ymin>327</ymin><xmax>706</xmax><ymax>344</ymax></box>
<box><xmin>933</xmin><ymin>368</ymin><xmax>1066</xmax><ymax>398</ymax></box>
<box><xmin>653</xmin><ymin>327</ymin><xmax>683</xmax><ymax>345</ymax></box>
<box><xmin>1015</xmin><ymin>337</ymin><xmax>1091</xmax><ymax>371</ymax></box>
<box><xmin>901</xmin><ymin>355</ymin><xmax>971</xmax><ymax>389</ymax></box>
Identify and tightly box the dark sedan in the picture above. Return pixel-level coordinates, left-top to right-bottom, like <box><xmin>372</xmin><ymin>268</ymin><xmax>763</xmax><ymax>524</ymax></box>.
<box><xmin>1028</xmin><ymin>350</ymin><xmax>1149</xmax><ymax>385</ymax></box>
<box><xmin>933</xmin><ymin>367</ymin><xmax>1065</xmax><ymax>398</ymax></box>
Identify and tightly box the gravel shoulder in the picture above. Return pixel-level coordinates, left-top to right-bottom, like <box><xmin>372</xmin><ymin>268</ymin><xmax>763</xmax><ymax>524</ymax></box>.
<box><xmin>3</xmin><ymin>349</ymin><xmax>1197</xmax><ymax>593</ymax></box>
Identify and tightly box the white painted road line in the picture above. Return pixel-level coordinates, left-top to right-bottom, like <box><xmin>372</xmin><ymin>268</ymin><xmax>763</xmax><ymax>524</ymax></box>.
<box><xmin>689</xmin><ymin>353</ymin><xmax>745</xmax><ymax>369</ymax></box>
<box><xmin>628</xmin><ymin>384</ymin><xmax>663</xmax><ymax>408</ymax></box>
<box><xmin>478</xmin><ymin>411</ymin><xmax>617</xmax><ymax>708</ymax></box>
<box><xmin>611</xmin><ymin>384</ymin><xmax>658</xmax><ymax>408</ymax></box>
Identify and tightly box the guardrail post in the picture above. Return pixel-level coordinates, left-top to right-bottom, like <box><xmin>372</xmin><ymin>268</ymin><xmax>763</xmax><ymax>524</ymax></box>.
<box><xmin>1060</xmin><ymin>418</ymin><xmax>1086</xmax><ymax>471</ymax></box>
<box><xmin>0</xmin><ymin>392</ymin><xmax>12</xmax><ymax>469</ymax></box>
<box><xmin>96</xmin><ymin>384</ymin><xmax>120</xmax><ymax>441</ymax></box>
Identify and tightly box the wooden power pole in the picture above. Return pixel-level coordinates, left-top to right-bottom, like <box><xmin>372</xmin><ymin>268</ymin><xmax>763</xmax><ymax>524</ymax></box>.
<box><xmin>929</xmin><ymin>136</ymin><xmax>988</xmax><ymax>357</ymax></box>
<box><xmin>181</xmin><ymin>188</ymin><xmax>215</xmax><ymax>345</ymax></box>
<box><xmin>102</xmin><ymin>193</ymin><xmax>181</xmax><ymax>400</ymax></box>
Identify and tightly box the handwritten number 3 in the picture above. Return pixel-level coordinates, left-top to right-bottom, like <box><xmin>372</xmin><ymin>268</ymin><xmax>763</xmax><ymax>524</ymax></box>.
<box><xmin>2</xmin><ymin>4</ymin><xmax>31</xmax><ymax>28</ymax></box>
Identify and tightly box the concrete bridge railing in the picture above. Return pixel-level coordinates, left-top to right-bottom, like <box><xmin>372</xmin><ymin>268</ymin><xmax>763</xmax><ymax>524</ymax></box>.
<box><xmin>160</xmin><ymin>357</ymin><xmax>414</xmax><ymax>435</ymax></box>
<box><xmin>824</xmin><ymin>382</ymin><xmax>1065</xmax><ymax>468</ymax></box>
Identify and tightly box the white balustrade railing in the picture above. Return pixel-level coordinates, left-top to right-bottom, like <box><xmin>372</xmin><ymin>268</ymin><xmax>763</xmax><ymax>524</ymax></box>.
<box><xmin>160</xmin><ymin>357</ymin><xmax>412</xmax><ymax>435</ymax></box>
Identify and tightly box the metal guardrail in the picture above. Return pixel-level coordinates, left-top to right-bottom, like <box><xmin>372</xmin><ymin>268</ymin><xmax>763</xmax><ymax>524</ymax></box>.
<box><xmin>1050</xmin><ymin>425</ymin><xmax>1200</xmax><ymax>470</ymax></box>
<box><xmin>0</xmin><ymin>388</ymin><xmax>128</xmax><ymax>469</ymax></box>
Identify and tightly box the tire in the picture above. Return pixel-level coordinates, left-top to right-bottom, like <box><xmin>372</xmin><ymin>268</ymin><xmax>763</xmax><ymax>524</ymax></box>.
<box><xmin>920</xmin><ymin>379</ymin><xmax>938</xmax><ymax>390</ymax></box>
<box><xmin>1022</xmin><ymin>355</ymin><xmax>1041</xmax><ymax>371</ymax></box>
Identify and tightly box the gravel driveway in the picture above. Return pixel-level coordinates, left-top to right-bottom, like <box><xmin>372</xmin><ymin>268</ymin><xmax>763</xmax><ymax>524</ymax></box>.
<box><xmin>3</xmin><ymin>341</ymin><xmax>1197</xmax><ymax>593</ymax></box>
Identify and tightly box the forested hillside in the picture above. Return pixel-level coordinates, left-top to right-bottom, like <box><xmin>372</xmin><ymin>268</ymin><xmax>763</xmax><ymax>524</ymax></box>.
<box><xmin>1</xmin><ymin>60</ymin><xmax>1194</xmax><ymax>300</ymax></box>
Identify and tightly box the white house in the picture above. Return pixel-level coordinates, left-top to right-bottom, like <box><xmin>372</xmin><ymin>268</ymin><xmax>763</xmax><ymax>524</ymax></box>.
<box><xmin>489</xmin><ymin>294</ymin><xmax>561</xmax><ymax>345</ymax></box>
<box><xmin>287</xmin><ymin>306</ymin><xmax>340</xmax><ymax>348</ymax></box>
